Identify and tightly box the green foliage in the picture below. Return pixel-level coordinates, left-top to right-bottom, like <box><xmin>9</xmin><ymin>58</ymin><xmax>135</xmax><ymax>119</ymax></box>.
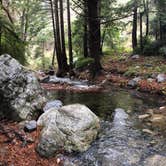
<box><xmin>143</xmin><ymin>40</ymin><xmax>163</xmax><ymax>56</ymax></box>
<box><xmin>159</xmin><ymin>46</ymin><xmax>166</xmax><ymax>57</ymax></box>
<box><xmin>0</xmin><ymin>16</ymin><xmax>26</xmax><ymax>64</ymax></box>
<box><xmin>72</xmin><ymin>17</ymin><xmax>84</xmax><ymax>57</ymax></box>
<box><xmin>123</xmin><ymin>66</ymin><xmax>139</xmax><ymax>77</ymax></box>
<box><xmin>35</xmin><ymin>56</ymin><xmax>51</xmax><ymax>70</ymax></box>
<box><xmin>75</xmin><ymin>57</ymin><xmax>94</xmax><ymax>69</ymax></box>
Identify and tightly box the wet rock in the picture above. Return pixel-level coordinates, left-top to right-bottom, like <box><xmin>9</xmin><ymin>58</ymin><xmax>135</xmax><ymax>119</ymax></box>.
<box><xmin>131</xmin><ymin>54</ymin><xmax>140</xmax><ymax>59</ymax></box>
<box><xmin>144</xmin><ymin>64</ymin><xmax>153</xmax><ymax>67</ymax></box>
<box><xmin>128</xmin><ymin>80</ymin><xmax>137</xmax><ymax>87</ymax></box>
<box><xmin>157</xmin><ymin>74</ymin><xmax>166</xmax><ymax>83</ymax></box>
<box><xmin>43</xmin><ymin>100</ymin><xmax>63</xmax><ymax>112</ymax></box>
<box><xmin>40</xmin><ymin>76</ymin><xmax>50</xmax><ymax>83</ymax></box>
<box><xmin>113</xmin><ymin>108</ymin><xmax>128</xmax><ymax>127</ymax></box>
<box><xmin>37</xmin><ymin>104</ymin><xmax>100</xmax><ymax>157</ymax></box>
<box><xmin>135</xmin><ymin>66</ymin><xmax>140</xmax><ymax>69</ymax></box>
<box><xmin>149</xmin><ymin>114</ymin><xmax>166</xmax><ymax>123</ymax></box>
<box><xmin>159</xmin><ymin>106</ymin><xmax>166</xmax><ymax>111</ymax></box>
<box><xmin>0</xmin><ymin>54</ymin><xmax>47</xmax><ymax>121</ymax></box>
<box><xmin>142</xmin><ymin>129</ymin><xmax>155</xmax><ymax>135</ymax></box>
<box><xmin>128</xmin><ymin>77</ymin><xmax>141</xmax><ymax>88</ymax></box>
<box><xmin>24</xmin><ymin>120</ymin><xmax>37</xmax><ymax>132</ymax></box>
<box><xmin>146</xmin><ymin>109</ymin><xmax>154</xmax><ymax>115</ymax></box>
<box><xmin>147</xmin><ymin>78</ymin><xmax>155</xmax><ymax>83</ymax></box>
<box><xmin>144</xmin><ymin>155</ymin><xmax>166</xmax><ymax>166</ymax></box>
<box><xmin>151</xmin><ymin>73</ymin><xmax>157</xmax><ymax>79</ymax></box>
<box><xmin>138</xmin><ymin>114</ymin><xmax>150</xmax><ymax>120</ymax></box>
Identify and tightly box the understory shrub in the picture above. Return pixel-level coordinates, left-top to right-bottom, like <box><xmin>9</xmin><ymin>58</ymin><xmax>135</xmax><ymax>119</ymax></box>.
<box><xmin>75</xmin><ymin>57</ymin><xmax>94</xmax><ymax>69</ymax></box>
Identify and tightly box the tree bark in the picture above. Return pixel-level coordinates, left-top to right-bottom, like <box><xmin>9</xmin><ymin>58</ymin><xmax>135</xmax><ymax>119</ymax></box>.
<box><xmin>145</xmin><ymin>0</ymin><xmax>149</xmax><ymax>37</ymax></box>
<box><xmin>59</xmin><ymin>0</ymin><xmax>67</xmax><ymax>66</ymax></box>
<box><xmin>67</xmin><ymin>0</ymin><xmax>73</xmax><ymax>70</ymax></box>
<box><xmin>140</xmin><ymin>12</ymin><xmax>143</xmax><ymax>52</ymax></box>
<box><xmin>83</xmin><ymin>0</ymin><xmax>88</xmax><ymax>58</ymax></box>
<box><xmin>54</xmin><ymin>0</ymin><xmax>63</xmax><ymax>71</ymax></box>
<box><xmin>132</xmin><ymin>1</ymin><xmax>137</xmax><ymax>50</ymax></box>
<box><xmin>87</xmin><ymin>0</ymin><xmax>102</xmax><ymax>75</ymax></box>
<box><xmin>50</xmin><ymin>0</ymin><xmax>56</xmax><ymax>66</ymax></box>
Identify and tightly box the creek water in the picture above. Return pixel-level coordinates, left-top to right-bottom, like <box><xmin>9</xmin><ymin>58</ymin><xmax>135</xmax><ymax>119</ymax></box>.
<box><xmin>50</xmin><ymin>88</ymin><xmax>166</xmax><ymax>166</ymax></box>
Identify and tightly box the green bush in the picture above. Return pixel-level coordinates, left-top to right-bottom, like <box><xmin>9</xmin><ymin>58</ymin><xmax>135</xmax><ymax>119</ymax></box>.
<box><xmin>141</xmin><ymin>37</ymin><xmax>166</xmax><ymax>56</ymax></box>
<box><xmin>0</xmin><ymin>16</ymin><xmax>26</xmax><ymax>64</ymax></box>
<box><xmin>159</xmin><ymin>46</ymin><xmax>166</xmax><ymax>57</ymax></box>
<box><xmin>143</xmin><ymin>40</ymin><xmax>162</xmax><ymax>56</ymax></box>
<box><xmin>75</xmin><ymin>57</ymin><xmax>94</xmax><ymax>69</ymax></box>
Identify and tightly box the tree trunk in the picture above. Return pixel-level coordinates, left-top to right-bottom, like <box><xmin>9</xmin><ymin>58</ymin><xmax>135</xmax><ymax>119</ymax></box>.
<box><xmin>159</xmin><ymin>17</ymin><xmax>163</xmax><ymax>41</ymax></box>
<box><xmin>20</xmin><ymin>9</ymin><xmax>25</xmax><ymax>41</ymax></box>
<box><xmin>140</xmin><ymin>12</ymin><xmax>143</xmax><ymax>52</ymax></box>
<box><xmin>87</xmin><ymin>0</ymin><xmax>102</xmax><ymax>76</ymax></box>
<box><xmin>132</xmin><ymin>1</ymin><xmax>137</xmax><ymax>51</ymax></box>
<box><xmin>59</xmin><ymin>0</ymin><xmax>68</xmax><ymax>69</ymax></box>
<box><xmin>0</xmin><ymin>27</ymin><xmax>2</xmax><ymax>54</ymax></box>
<box><xmin>145</xmin><ymin>0</ymin><xmax>149</xmax><ymax>37</ymax></box>
<box><xmin>50</xmin><ymin>0</ymin><xmax>56</xmax><ymax>66</ymax></box>
<box><xmin>83</xmin><ymin>0</ymin><xmax>88</xmax><ymax>58</ymax></box>
<box><xmin>67</xmin><ymin>0</ymin><xmax>73</xmax><ymax>70</ymax></box>
<box><xmin>100</xmin><ymin>25</ymin><xmax>107</xmax><ymax>55</ymax></box>
<box><xmin>54</xmin><ymin>0</ymin><xmax>63</xmax><ymax>72</ymax></box>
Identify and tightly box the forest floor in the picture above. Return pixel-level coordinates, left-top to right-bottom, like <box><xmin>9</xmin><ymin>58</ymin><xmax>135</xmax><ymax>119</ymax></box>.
<box><xmin>77</xmin><ymin>54</ymin><xmax>166</xmax><ymax>95</ymax></box>
<box><xmin>0</xmin><ymin>120</ymin><xmax>61</xmax><ymax>166</ymax></box>
<box><xmin>41</xmin><ymin>54</ymin><xmax>166</xmax><ymax>95</ymax></box>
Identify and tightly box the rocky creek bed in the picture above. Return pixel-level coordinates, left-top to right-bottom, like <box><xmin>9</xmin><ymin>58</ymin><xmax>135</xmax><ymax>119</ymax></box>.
<box><xmin>48</xmin><ymin>89</ymin><xmax>166</xmax><ymax>166</ymax></box>
<box><xmin>0</xmin><ymin>54</ymin><xmax>166</xmax><ymax>166</ymax></box>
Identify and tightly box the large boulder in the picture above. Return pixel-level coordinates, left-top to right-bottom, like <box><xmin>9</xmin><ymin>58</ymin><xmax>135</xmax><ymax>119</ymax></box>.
<box><xmin>0</xmin><ymin>54</ymin><xmax>47</xmax><ymax>121</ymax></box>
<box><xmin>37</xmin><ymin>104</ymin><xmax>100</xmax><ymax>157</ymax></box>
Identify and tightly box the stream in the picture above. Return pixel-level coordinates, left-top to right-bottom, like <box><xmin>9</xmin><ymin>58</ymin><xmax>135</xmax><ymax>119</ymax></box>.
<box><xmin>49</xmin><ymin>88</ymin><xmax>166</xmax><ymax>166</ymax></box>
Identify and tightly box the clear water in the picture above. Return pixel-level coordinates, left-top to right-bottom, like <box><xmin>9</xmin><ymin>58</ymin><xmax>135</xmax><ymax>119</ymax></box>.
<box><xmin>50</xmin><ymin>88</ymin><xmax>166</xmax><ymax>166</ymax></box>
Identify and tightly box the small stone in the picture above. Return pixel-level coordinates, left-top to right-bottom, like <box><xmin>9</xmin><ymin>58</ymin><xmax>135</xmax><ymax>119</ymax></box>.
<box><xmin>157</xmin><ymin>74</ymin><xmax>166</xmax><ymax>83</ymax></box>
<box><xmin>159</xmin><ymin>106</ymin><xmax>166</xmax><ymax>111</ymax></box>
<box><xmin>151</xmin><ymin>73</ymin><xmax>157</xmax><ymax>79</ymax></box>
<box><xmin>133</xmin><ymin>77</ymin><xmax>141</xmax><ymax>82</ymax></box>
<box><xmin>43</xmin><ymin>100</ymin><xmax>63</xmax><ymax>112</ymax></box>
<box><xmin>147</xmin><ymin>78</ymin><xmax>154</xmax><ymax>83</ymax></box>
<box><xmin>146</xmin><ymin>109</ymin><xmax>154</xmax><ymax>115</ymax></box>
<box><xmin>131</xmin><ymin>54</ymin><xmax>140</xmax><ymax>59</ymax></box>
<box><xmin>144</xmin><ymin>64</ymin><xmax>152</xmax><ymax>67</ymax></box>
<box><xmin>138</xmin><ymin>114</ymin><xmax>150</xmax><ymax>120</ymax></box>
<box><xmin>40</xmin><ymin>76</ymin><xmax>50</xmax><ymax>83</ymax></box>
<box><xmin>135</xmin><ymin>66</ymin><xmax>140</xmax><ymax>69</ymax></box>
<box><xmin>56</xmin><ymin>158</ymin><xmax>61</xmax><ymax>164</ymax></box>
<box><xmin>24</xmin><ymin>120</ymin><xmax>37</xmax><ymax>132</ymax></box>
<box><xmin>142</xmin><ymin>129</ymin><xmax>155</xmax><ymax>135</ymax></box>
<box><xmin>149</xmin><ymin>114</ymin><xmax>165</xmax><ymax>123</ymax></box>
<box><xmin>128</xmin><ymin>80</ymin><xmax>137</xmax><ymax>87</ymax></box>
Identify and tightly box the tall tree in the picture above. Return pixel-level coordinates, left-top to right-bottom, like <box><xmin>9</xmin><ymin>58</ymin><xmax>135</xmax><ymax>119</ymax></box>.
<box><xmin>140</xmin><ymin>11</ymin><xmax>143</xmax><ymax>51</ymax></box>
<box><xmin>67</xmin><ymin>0</ymin><xmax>73</xmax><ymax>70</ymax></box>
<box><xmin>83</xmin><ymin>0</ymin><xmax>88</xmax><ymax>58</ymax></box>
<box><xmin>132</xmin><ymin>0</ymin><xmax>138</xmax><ymax>50</ymax></box>
<box><xmin>50</xmin><ymin>0</ymin><xmax>56</xmax><ymax>66</ymax></box>
<box><xmin>87</xmin><ymin>0</ymin><xmax>102</xmax><ymax>75</ymax></box>
<box><xmin>59</xmin><ymin>0</ymin><xmax>67</xmax><ymax>65</ymax></box>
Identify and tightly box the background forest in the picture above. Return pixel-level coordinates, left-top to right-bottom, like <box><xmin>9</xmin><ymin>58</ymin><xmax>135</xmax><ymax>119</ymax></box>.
<box><xmin>0</xmin><ymin>0</ymin><xmax>166</xmax><ymax>76</ymax></box>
